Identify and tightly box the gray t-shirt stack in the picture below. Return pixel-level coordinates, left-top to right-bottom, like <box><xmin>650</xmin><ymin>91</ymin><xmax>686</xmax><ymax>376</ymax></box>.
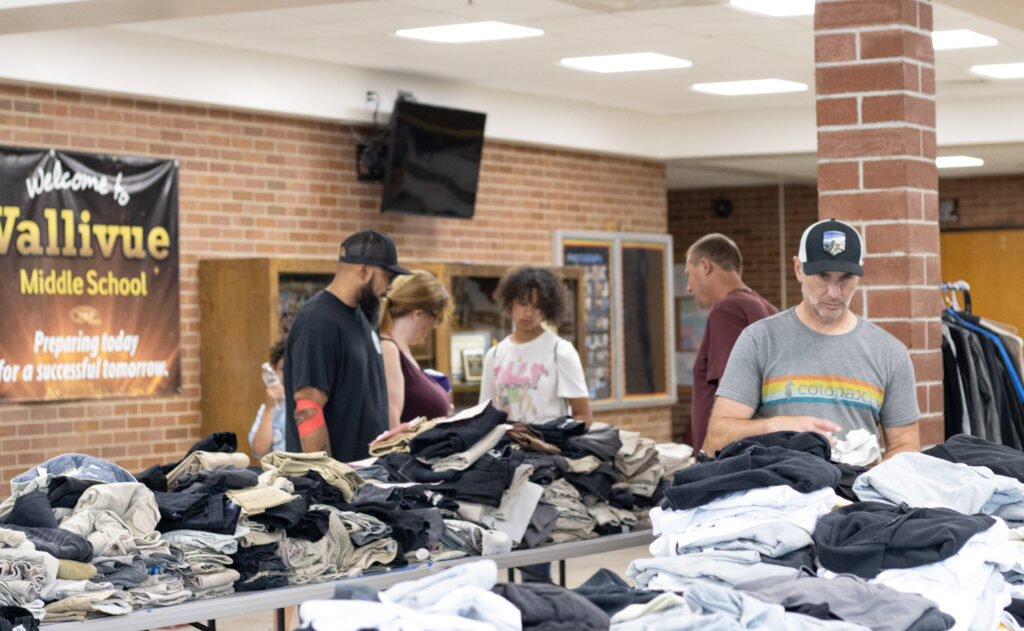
<box><xmin>716</xmin><ymin>308</ymin><xmax>919</xmax><ymax>438</ymax></box>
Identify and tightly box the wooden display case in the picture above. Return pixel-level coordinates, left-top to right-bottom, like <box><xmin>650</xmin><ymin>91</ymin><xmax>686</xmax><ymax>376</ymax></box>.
<box><xmin>198</xmin><ymin>258</ymin><xmax>336</xmax><ymax>456</ymax></box>
<box><xmin>198</xmin><ymin>258</ymin><xmax>585</xmax><ymax>454</ymax></box>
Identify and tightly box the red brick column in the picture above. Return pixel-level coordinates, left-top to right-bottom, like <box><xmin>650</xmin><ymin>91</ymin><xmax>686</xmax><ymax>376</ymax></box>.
<box><xmin>815</xmin><ymin>0</ymin><xmax>944</xmax><ymax>446</ymax></box>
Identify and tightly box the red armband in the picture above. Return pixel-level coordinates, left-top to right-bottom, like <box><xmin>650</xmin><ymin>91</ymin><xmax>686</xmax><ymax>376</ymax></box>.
<box><xmin>296</xmin><ymin>399</ymin><xmax>325</xmax><ymax>438</ymax></box>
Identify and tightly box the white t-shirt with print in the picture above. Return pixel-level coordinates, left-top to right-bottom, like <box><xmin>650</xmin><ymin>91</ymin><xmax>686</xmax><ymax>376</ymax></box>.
<box><xmin>478</xmin><ymin>329</ymin><xmax>589</xmax><ymax>423</ymax></box>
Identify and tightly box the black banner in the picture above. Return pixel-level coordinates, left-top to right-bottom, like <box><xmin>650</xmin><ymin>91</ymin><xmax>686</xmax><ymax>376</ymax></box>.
<box><xmin>0</xmin><ymin>145</ymin><xmax>180</xmax><ymax>401</ymax></box>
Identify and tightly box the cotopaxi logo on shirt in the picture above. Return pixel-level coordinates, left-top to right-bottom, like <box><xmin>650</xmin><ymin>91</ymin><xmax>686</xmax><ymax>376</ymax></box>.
<box><xmin>761</xmin><ymin>374</ymin><xmax>883</xmax><ymax>413</ymax></box>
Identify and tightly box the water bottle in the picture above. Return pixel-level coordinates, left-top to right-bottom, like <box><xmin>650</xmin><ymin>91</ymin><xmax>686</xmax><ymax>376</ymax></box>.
<box><xmin>261</xmin><ymin>362</ymin><xmax>284</xmax><ymax>404</ymax></box>
<box><xmin>261</xmin><ymin>362</ymin><xmax>280</xmax><ymax>387</ymax></box>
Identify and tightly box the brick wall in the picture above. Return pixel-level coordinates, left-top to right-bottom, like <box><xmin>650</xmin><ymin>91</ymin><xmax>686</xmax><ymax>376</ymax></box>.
<box><xmin>667</xmin><ymin>184</ymin><xmax>818</xmax><ymax>442</ymax></box>
<box><xmin>0</xmin><ymin>81</ymin><xmax>670</xmax><ymax>491</ymax></box>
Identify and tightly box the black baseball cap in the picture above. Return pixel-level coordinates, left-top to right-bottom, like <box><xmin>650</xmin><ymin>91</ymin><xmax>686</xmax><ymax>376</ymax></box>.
<box><xmin>798</xmin><ymin>218</ymin><xmax>863</xmax><ymax>277</ymax></box>
<box><xmin>339</xmin><ymin>230</ymin><xmax>411</xmax><ymax>276</ymax></box>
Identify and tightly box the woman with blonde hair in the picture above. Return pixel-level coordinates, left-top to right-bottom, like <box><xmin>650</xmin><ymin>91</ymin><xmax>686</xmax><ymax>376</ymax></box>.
<box><xmin>380</xmin><ymin>270</ymin><xmax>454</xmax><ymax>428</ymax></box>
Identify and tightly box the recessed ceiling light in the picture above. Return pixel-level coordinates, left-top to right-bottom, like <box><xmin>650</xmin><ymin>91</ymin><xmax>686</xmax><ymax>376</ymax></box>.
<box><xmin>936</xmin><ymin>155</ymin><xmax>984</xmax><ymax>168</ymax></box>
<box><xmin>971</xmin><ymin>62</ymin><xmax>1024</xmax><ymax>79</ymax></box>
<box><xmin>395</xmin><ymin>21</ymin><xmax>543</xmax><ymax>43</ymax></box>
<box><xmin>729</xmin><ymin>0</ymin><xmax>814</xmax><ymax>17</ymax></box>
<box><xmin>560</xmin><ymin>53</ymin><xmax>692</xmax><ymax>74</ymax></box>
<box><xmin>692</xmin><ymin>79</ymin><xmax>808</xmax><ymax>96</ymax></box>
<box><xmin>932</xmin><ymin>29</ymin><xmax>998</xmax><ymax>50</ymax></box>
<box><xmin>0</xmin><ymin>0</ymin><xmax>87</xmax><ymax>7</ymax></box>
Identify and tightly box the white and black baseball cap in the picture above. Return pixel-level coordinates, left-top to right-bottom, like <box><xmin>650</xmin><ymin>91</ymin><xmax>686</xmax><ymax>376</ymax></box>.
<box><xmin>798</xmin><ymin>218</ymin><xmax>863</xmax><ymax>277</ymax></box>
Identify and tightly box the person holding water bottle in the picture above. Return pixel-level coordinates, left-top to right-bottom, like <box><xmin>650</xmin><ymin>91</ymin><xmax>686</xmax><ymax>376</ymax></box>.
<box><xmin>249</xmin><ymin>339</ymin><xmax>287</xmax><ymax>458</ymax></box>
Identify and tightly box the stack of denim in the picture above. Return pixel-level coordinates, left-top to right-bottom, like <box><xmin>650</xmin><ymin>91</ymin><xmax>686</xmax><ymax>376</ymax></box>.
<box><xmin>161</xmin><ymin>528</ymin><xmax>241</xmax><ymax>600</ymax></box>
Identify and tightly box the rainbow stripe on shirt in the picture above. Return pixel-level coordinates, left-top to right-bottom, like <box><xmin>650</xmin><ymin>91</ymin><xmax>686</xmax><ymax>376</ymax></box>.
<box><xmin>761</xmin><ymin>375</ymin><xmax>883</xmax><ymax>414</ymax></box>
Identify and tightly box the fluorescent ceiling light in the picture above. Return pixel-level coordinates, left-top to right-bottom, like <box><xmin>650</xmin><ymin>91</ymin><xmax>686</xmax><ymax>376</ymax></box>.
<box><xmin>396</xmin><ymin>21</ymin><xmax>542</xmax><ymax>43</ymax></box>
<box><xmin>560</xmin><ymin>53</ymin><xmax>692</xmax><ymax>74</ymax></box>
<box><xmin>932</xmin><ymin>29</ymin><xmax>998</xmax><ymax>50</ymax></box>
<box><xmin>729</xmin><ymin>0</ymin><xmax>814</xmax><ymax>17</ymax></box>
<box><xmin>936</xmin><ymin>155</ymin><xmax>984</xmax><ymax>169</ymax></box>
<box><xmin>0</xmin><ymin>0</ymin><xmax>88</xmax><ymax>7</ymax></box>
<box><xmin>971</xmin><ymin>62</ymin><xmax>1024</xmax><ymax>79</ymax></box>
<box><xmin>692</xmin><ymin>79</ymin><xmax>808</xmax><ymax>95</ymax></box>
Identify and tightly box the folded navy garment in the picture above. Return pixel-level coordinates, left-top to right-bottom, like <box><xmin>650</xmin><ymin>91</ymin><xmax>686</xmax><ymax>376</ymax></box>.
<box><xmin>1</xmin><ymin>524</ymin><xmax>93</xmax><ymax>562</ymax></box>
<box><xmin>134</xmin><ymin>464</ymin><xmax>169</xmax><ymax>493</ymax></box>
<box><xmin>563</xmin><ymin>424</ymin><xmax>622</xmax><ymax>460</ymax></box>
<box><xmin>47</xmin><ymin>476</ymin><xmax>102</xmax><ymax>509</ymax></box>
<box><xmin>408</xmin><ymin>402</ymin><xmax>506</xmax><ymax>460</ymax></box>
<box><xmin>236</xmin><ymin>573</ymin><xmax>288</xmax><ymax>592</ymax></box>
<box><xmin>336</xmin><ymin>500</ymin><xmax>442</xmax><ymax>557</ymax></box>
<box><xmin>566</xmin><ymin>463</ymin><xmax>619</xmax><ymax>502</ymax></box>
<box><xmin>534</xmin><ymin>417</ymin><xmax>587</xmax><ymax>450</ymax></box>
<box><xmin>288</xmin><ymin>470</ymin><xmax>347</xmax><ymax>507</ymax></box>
<box><xmin>0</xmin><ymin>605</ymin><xmax>38</xmax><ymax>631</ymax></box>
<box><xmin>232</xmin><ymin>542</ymin><xmax>287</xmax><ymax>579</ymax></box>
<box><xmin>286</xmin><ymin>508</ymin><xmax>330</xmax><ymax>542</ymax></box>
<box><xmin>349</xmin><ymin>464</ymin><xmax>392</xmax><ymax>483</ymax></box>
<box><xmin>420</xmin><ymin>453</ymin><xmax>515</xmax><ymax>507</ymax></box>
<box><xmin>250</xmin><ymin>496</ymin><xmax>309</xmax><ymax>530</ymax></box>
<box><xmin>378</xmin><ymin>452</ymin><xmax>461</xmax><ymax>483</ymax></box>
<box><xmin>833</xmin><ymin>461</ymin><xmax>869</xmax><ymax>503</ymax></box>
<box><xmin>572</xmin><ymin>568</ymin><xmax>658</xmax><ymax>617</ymax></box>
<box><xmin>2</xmin><ymin>491</ymin><xmax>58</xmax><ymax>529</ymax></box>
<box><xmin>665</xmin><ymin>445</ymin><xmax>841</xmax><ymax>510</ymax></box>
<box><xmin>157</xmin><ymin>432</ymin><xmax>239</xmax><ymax>476</ymax></box>
<box><xmin>493</xmin><ymin>582</ymin><xmax>609</xmax><ymax>631</ymax></box>
<box><xmin>520</xmin><ymin>453</ymin><xmax>568</xmax><ymax>485</ymax></box>
<box><xmin>187</xmin><ymin>431</ymin><xmax>238</xmax><ymax>455</ymax></box>
<box><xmin>924</xmin><ymin>433</ymin><xmax>1024</xmax><ymax>483</ymax></box>
<box><xmin>813</xmin><ymin>501</ymin><xmax>995</xmax><ymax>579</ymax></box>
<box><xmin>1007</xmin><ymin>598</ymin><xmax>1024</xmax><ymax>626</ymax></box>
<box><xmin>717</xmin><ymin>431</ymin><xmax>832</xmax><ymax>461</ymax></box>
<box><xmin>175</xmin><ymin>466</ymin><xmax>259</xmax><ymax>494</ymax></box>
<box><xmin>154</xmin><ymin>491</ymin><xmax>240</xmax><ymax>535</ymax></box>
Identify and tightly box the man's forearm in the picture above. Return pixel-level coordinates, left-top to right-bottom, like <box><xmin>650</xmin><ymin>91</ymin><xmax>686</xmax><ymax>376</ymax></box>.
<box><xmin>703</xmin><ymin>416</ymin><xmax>776</xmax><ymax>455</ymax></box>
<box><xmin>881</xmin><ymin>422</ymin><xmax>920</xmax><ymax>460</ymax></box>
<box><xmin>705</xmin><ymin>414</ymin><xmax>843</xmax><ymax>455</ymax></box>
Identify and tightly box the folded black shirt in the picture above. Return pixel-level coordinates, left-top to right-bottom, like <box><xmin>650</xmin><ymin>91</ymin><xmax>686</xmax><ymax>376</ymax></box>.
<box><xmin>408</xmin><ymin>403</ymin><xmax>506</xmax><ymax>460</ymax></box>
<box><xmin>665</xmin><ymin>445</ymin><xmax>841</xmax><ymax>510</ymax></box>
<box><xmin>814</xmin><ymin>501</ymin><xmax>995</xmax><ymax>579</ymax></box>
<box><xmin>717</xmin><ymin>431</ymin><xmax>832</xmax><ymax>461</ymax></box>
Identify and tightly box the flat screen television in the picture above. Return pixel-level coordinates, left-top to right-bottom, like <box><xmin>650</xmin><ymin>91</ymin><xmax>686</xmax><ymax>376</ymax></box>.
<box><xmin>380</xmin><ymin>99</ymin><xmax>486</xmax><ymax>220</ymax></box>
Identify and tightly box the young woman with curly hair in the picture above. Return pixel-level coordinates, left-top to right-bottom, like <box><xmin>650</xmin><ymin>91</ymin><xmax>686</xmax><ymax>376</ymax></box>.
<box><xmin>478</xmin><ymin>266</ymin><xmax>592</xmax><ymax>426</ymax></box>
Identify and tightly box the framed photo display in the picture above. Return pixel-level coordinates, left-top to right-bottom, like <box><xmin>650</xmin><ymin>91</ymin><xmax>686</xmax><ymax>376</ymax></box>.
<box><xmin>462</xmin><ymin>348</ymin><xmax>485</xmax><ymax>382</ymax></box>
<box><xmin>449</xmin><ymin>331</ymin><xmax>490</xmax><ymax>382</ymax></box>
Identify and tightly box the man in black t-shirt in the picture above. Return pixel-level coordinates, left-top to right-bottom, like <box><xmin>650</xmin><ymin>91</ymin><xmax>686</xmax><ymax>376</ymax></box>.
<box><xmin>282</xmin><ymin>230</ymin><xmax>411</xmax><ymax>462</ymax></box>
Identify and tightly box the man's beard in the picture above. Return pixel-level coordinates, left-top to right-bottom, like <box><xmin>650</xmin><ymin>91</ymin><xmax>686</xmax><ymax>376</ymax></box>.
<box><xmin>358</xmin><ymin>280</ymin><xmax>381</xmax><ymax>326</ymax></box>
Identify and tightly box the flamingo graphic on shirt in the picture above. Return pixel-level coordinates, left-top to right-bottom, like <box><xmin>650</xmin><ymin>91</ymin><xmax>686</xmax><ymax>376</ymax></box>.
<box><xmin>494</xmin><ymin>359</ymin><xmax>549</xmax><ymax>422</ymax></box>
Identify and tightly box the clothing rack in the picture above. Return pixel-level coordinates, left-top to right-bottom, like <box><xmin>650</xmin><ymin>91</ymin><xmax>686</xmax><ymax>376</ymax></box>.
<box><xmin>941</xmin><ymin>280</ymin><xmax>1024</xmax><ymax>449</ymax></box>
<box><xmin>940</xmin><ymin>280</ymin><xmax>972</xmax><ymax>314</ymax></box>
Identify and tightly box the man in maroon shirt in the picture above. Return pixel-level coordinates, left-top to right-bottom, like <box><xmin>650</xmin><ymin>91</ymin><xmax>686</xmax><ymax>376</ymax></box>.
<box><xmin>685</xmin><ymin>233</ymin><xmax>778</xmax><ymax>455</ymax></box>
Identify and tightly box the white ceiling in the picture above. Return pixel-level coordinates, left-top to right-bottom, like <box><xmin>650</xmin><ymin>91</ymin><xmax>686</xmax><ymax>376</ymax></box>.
<box><xmin>2</xmin><ymin>0</ymin><xmax>1024</xmax><ymax>188</ymax></box>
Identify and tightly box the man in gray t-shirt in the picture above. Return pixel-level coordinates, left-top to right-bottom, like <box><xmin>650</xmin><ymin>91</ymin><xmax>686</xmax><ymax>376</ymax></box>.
<box><xmin>705</xmin><ymin>218</ymin><xmax>921</xmax><ymax>460</ymax></box>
